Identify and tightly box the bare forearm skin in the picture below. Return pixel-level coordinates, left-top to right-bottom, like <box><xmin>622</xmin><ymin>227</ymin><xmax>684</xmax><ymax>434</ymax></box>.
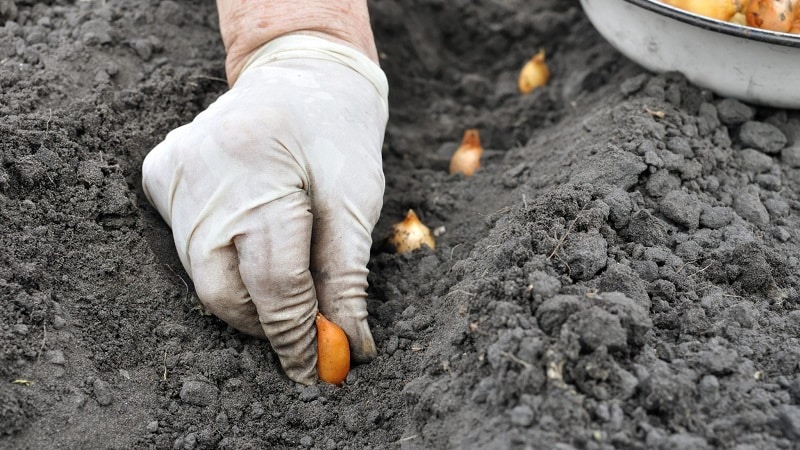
<box><xmin>217</xmin><ymin>0</ymin><xmax>379</xmax><ymax>86</ymax></box>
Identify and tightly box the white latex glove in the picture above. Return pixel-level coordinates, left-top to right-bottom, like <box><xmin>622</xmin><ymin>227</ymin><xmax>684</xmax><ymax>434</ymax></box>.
<box><xmin>142</xmin><ymin>35</ymin><xmax>389</xmax><ymax>384</ymax></box>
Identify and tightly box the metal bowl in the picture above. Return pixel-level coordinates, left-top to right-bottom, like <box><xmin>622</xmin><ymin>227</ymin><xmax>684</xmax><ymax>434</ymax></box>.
<box><xmin>580</xmin><ymin>0</ymin><xmax>800</xmax><ymax>108</ymax></box>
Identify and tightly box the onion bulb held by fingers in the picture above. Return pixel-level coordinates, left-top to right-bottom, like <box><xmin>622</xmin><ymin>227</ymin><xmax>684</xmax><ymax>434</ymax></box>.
<box><xmin>387</xmin><ymin>209</ymin><xmax>435</xmax><ymax>254</ymax></box>
<box><xmin>746</xmin><ymin>0</ymin><xmax>794</xmax><ymax>32</ymax></box>
<box><xmin>316</xmin><ymin>313</ymin><xmax>350</xmax><ymax>385</ymax></box>
<box><xmin>449</xmin><ymin>129</ymin><xmax>483</xmax><ymax>176</ymax></box>
<box><xmin>517</xmin><ymin>49</ymin><xmax>550</xmax><ymax>95</ymax></box>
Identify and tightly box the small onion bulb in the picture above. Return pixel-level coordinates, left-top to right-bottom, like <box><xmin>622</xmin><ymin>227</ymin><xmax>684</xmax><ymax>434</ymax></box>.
<box><xmin>388</xmin><ymin>209</ymin><xmax>435</xmax><ymax>254</ymax></box>
<box><xmin>517</xmin><ymin>49</ymin><xmax>550</xmax><ymax>95</ymax></box>
<box><xmin>449</xmin><ymin>129</ymin><xmax>483</xmax><ymax>177</ymax></box>
<box><xmin>745</xmin><ymin>0</ymin><xmax>794</xmax><ymax>32</ymax></box>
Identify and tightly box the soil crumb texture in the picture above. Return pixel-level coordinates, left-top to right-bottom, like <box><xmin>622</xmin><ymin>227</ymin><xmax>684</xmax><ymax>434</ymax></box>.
<box><xmin>3</xmin><ymin>1</ymin><xmax>800</xmax><ymax>449</ymax></box>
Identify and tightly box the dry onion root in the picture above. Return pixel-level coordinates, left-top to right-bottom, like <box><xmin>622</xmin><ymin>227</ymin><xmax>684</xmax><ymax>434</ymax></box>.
<box><xmin>517</xmin><ymin>49</ymin><xmax>550</xmax><ymax>95</ymax></box>
<box><xmin>449</xmin><ymin>129</ymin><xmax>483</xmax><ymax>176</ymax></box>
<box><xmin>316</xmin><ymin>312</ymin><xmax>350</xmax><ymax>385</ymax></box>
<box><xmin>387</xmin><ymin>209</ymin><xmax>435</xmax><ymax>254</ymax></box>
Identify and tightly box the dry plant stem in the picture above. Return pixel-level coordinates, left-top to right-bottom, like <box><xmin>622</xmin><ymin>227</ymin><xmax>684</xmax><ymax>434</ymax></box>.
<box><xmin>165</xmin><ymin>264</ymin><xmax>189</xmax><ymax>303</ymax></box>
<box><xmin>644</xmin><ymin>107</ymin><xmax>665</xmax><ymax>119</ymax></box>
<box><xmin>500</xmin><ymin>351</ymin><xmax>533</xmax><ymax>369</ymax></box>
<box><xmin>675</xmin><ymin>259</ymin><xmax>698</xmax><ymax>274</ymax></box>
<box><xmin>688</xmin><ymin>262</ymin><xmax>714</xmax><ymax>278</ymax></box>
<box><xmin>393</xmin><ymin>435</ymin><xmax>419</xmax><ymax>444</ymax></box>
<box><xmin>547</xmin><ymin>203</ymin><xmax>589</xmax><ymax>260</ymax></box>
<box><xmin>35</xmin><ymin>324</ymin><xmax>47</xmax><ymax>362</ymax></box>
<box><xmin>190</xmin><ymin>75</ymin><xmax>228</xmax><ymax>83</ymax></box>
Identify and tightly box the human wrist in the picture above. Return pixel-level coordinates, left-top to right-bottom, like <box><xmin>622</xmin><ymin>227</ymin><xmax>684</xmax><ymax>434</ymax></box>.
<box><xmin>217</xmin><ymin>0</ymin><xmax>379</xmax><ymax>86</ymax></box>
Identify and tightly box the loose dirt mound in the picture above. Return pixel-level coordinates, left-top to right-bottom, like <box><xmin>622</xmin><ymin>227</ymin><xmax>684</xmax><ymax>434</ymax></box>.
<box><xmin>2</xmin><ymin>0</ymin><xmax>799</xmax><ymax>449</ymax></box>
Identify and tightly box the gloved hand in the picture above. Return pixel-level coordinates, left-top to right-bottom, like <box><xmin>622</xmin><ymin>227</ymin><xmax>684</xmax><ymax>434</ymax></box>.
<box><xmin>142</xmin><ymin>35</ymin><xmax>389</xmax><ymax>384</ymax></box>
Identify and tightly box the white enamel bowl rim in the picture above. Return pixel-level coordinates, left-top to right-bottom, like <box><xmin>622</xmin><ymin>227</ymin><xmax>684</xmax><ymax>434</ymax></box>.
<box><xmin>580</xmin><ymin>0</ymin><xmax>800</xmax><ymax>108</ymax></box>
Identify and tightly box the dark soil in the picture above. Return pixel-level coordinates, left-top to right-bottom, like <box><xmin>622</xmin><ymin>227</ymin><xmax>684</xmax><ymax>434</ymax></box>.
<box><xmin>2</xmin><ymin>0</ymin><xmax>800</xmax><ymax>449</ymax></box>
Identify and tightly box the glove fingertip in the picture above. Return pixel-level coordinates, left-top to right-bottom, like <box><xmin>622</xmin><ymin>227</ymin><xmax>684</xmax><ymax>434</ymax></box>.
<box><xmin>333</xmin><ymin>315</ymin><xmax>377</xmax><ymax>364</ymax></box>
<box><xmin>352</xmin><ymin>336</ymin><xmax>377</xmax><ymax>364</ymax></box>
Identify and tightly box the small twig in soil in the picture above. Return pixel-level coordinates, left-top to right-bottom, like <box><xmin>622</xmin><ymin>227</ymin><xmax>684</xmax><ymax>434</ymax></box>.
<box><xmin>392</xmin><ymin>435</ymin><xmax>419</xmax><ymax>445</ymax></box>
<box><xmin>35</xmin><ymin>324</ymin><xmax>47</xmax><ymax>363</ymax></box>
<box><xmin>500</xmin><ymin>351</ymin><xmax>533</xmax><ymax>369</ymax></box>
<box><xmin>688</xmin><ymin>262</ymin><xmax>713</xmax><ymax>278</ymax></box>
<box><xmin>165</xmin><ymin>264</ymin><xmax>190</xmax><ymax>303</ymax></box>
<box><xmin>644</xmin><ymin>107</ymin><xmax>665</xmax><ymax>119</ymax></box>
<box><xmin>494</xmin><ymin>206</ymin><xmax>512</xmax><ymax>216</ymax></box>
<box><xmin>675</xmin><ymin>259</ymin><xmax>698</xmax><ymax>275</ymax></box>
<box><xmin>190</xmin><ymin>75</ymin><xmax>228</xmax><ymax>84</ymax></box>
<box><xmin>446</xmin><ymin>289</ymin><xmax>476</xmax><ymax>302</ymax></box>
<box><xmin>162</xmin><ymin>350</ymin><xmax>168</xmax><ymax>381</ymax></box>
<box><xmin>449</xmin><ymin>243</ymin><xmax>462</xmax><ymax>260</ymax></box>
<box><xmin>547</xmin><ymin>203</ymin><xmax>588</xmax><ymax>261</ymax></box>
<box><xmin>39</xmin><ymin>107</ymin><xmax>53</xmax><ymax>144</ymax></box>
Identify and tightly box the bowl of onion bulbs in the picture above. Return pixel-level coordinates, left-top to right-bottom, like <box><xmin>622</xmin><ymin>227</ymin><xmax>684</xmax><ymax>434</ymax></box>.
<box><xmin>580</xmin><ymin>0</ymin><xmax>800</xmax><ymax>108</ymax></box>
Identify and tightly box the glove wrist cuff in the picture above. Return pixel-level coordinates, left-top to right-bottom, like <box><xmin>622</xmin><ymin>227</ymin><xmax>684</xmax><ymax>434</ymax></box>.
<box><xmin>239</xmin><ymin>33</ymin><xmax>389</xmax><ymax>112</ymax></box>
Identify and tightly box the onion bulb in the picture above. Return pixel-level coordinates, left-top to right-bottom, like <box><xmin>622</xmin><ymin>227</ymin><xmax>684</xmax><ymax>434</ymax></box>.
<box><xmin>388</xmin><ymin>209</ymin><xmax>435</xmax><ymax>254</ymax></box>
<box><xmin>316</xmin><ymin>312</ymin><xmax>350</xmax><ymax>385</ymax></box>
<box><xmin>745</xmin><ymin>0</ymin><xmax>794</xmax><ymax>32</ymax></box>
<box><xmin>791</xmin><ymin>11</ymin><xmax>800</xmax><ymax>32</ymax></box>
<box><xmin>663</xmin><ymin>0</ymin><xmax>739</xmax><ymax>20</ymax></box>
<box><xmin>730</xmin><ymin>11</ymin><xmax>749</xmax><ymax>24</ymax></box>
<box><xmin>449</xmin><ymin>129</ymin><xmax>483</xmax><ymax>176</ymax></box>
<box><xmin>517</xmin><ymin>49</ymin><xmax>550</xmax><ymax>95</ymax></box>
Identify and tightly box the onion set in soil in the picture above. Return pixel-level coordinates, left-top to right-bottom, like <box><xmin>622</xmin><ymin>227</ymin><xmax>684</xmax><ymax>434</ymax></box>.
<box><xmin>388</xmin><ymin>209</ymin><xmax>435</xmax><ymax>254</ymax></box>
<box><xmin>449</xmin><ymin>129</ymin><xmax>483</xmax><ymax>176</ymax></box>
<box><xmin>517</xmin><ymin>49</ymin><xmax>550</xmax><ymax>94</ymax></box>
